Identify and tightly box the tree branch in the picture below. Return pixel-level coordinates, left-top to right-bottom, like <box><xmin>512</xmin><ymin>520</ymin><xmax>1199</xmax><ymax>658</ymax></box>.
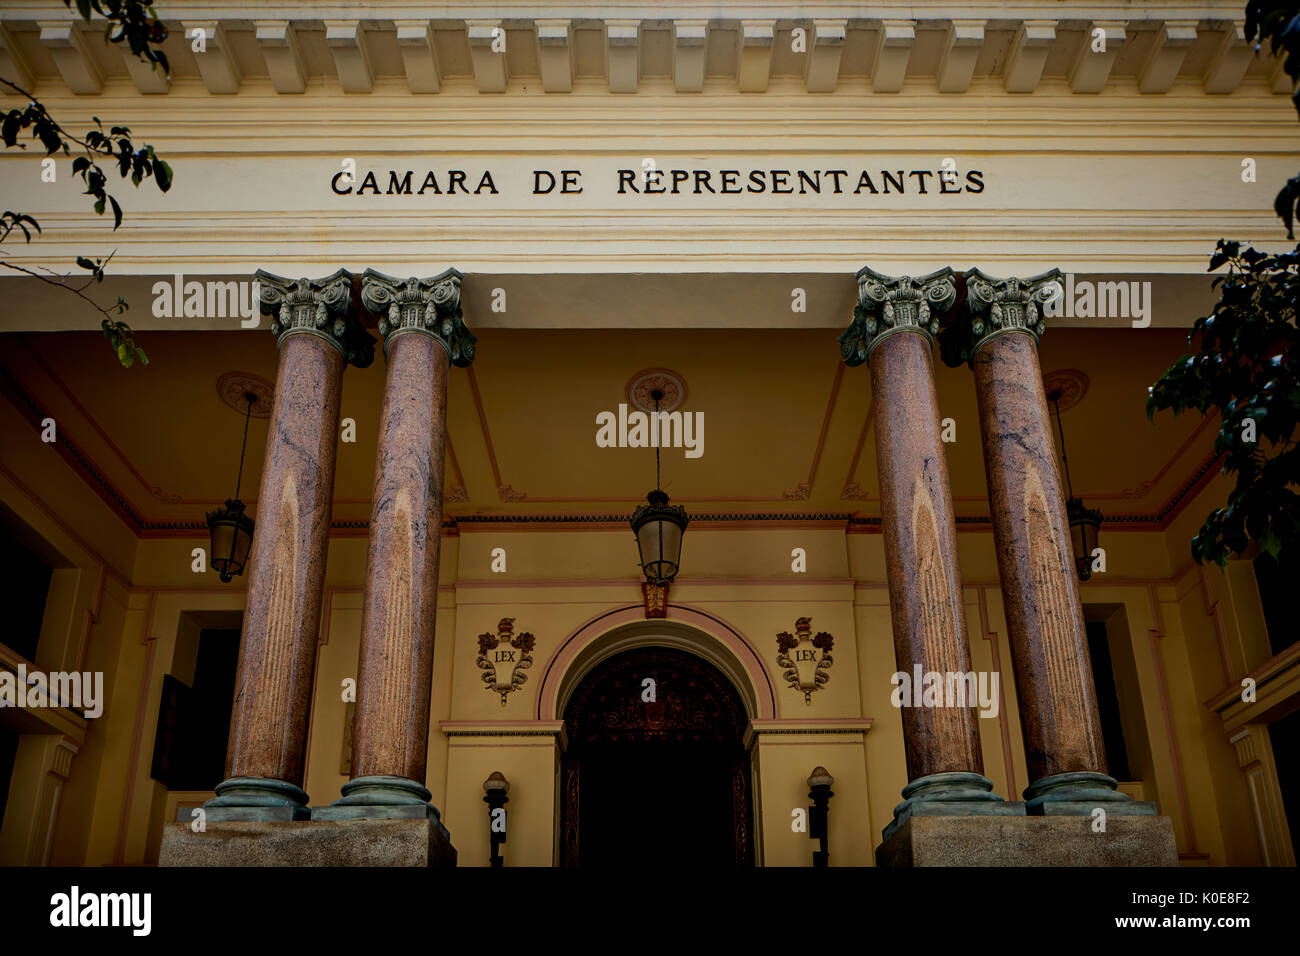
<box><xmin>0</xmin><ymin>256</ymin><xmax>121</xmax><ymax>319</ymax></box>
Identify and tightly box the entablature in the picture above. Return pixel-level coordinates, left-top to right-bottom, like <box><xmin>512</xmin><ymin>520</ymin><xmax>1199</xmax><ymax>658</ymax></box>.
<box><xmin>0</xmin><ymin>2</ymin><xmax>1292</xmax><ymax>98</ymax></box>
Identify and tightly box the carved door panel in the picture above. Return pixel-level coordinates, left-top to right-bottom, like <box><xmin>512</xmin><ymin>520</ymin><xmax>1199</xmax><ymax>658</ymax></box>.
<box><xmin>560</xmin><ymin>647</ymin><xmax>753</xmax><ymax>867</ymax></box>
<box><xmin>561</xmin><ymin>759</ymin><xmax>580</xmax><ymax>867</ymax></box>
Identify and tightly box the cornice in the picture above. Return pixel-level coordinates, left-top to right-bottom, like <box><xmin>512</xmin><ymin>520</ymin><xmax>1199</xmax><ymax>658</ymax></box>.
<box><xmin>0</xmin><ymin>6</ymin><xmax>1281</xmax><ymax>102</ymax></box>
<box><xmin>0</xmin><ymin>3</ymin><xmax>1257</xmax><ymax>19</ymax></box>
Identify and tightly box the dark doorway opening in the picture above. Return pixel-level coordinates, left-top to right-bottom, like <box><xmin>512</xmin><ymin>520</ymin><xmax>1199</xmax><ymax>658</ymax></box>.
<box><xmin>1268</xmin><ymin>707</ymin><xmax>1300</xmax><ymax>859</ymax></box>
<box><xmin>150</xmin><ymin>627</ymin><xmax>240</xmax><ymax>791</ymax></box>
<box><xmin>561</xmin><ymin>646</ymin><xmax>753</xmax><ymax>867</ymax></box>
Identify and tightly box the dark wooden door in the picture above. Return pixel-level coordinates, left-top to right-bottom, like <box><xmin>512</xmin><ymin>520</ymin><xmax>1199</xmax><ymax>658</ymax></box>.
<box><xmin>561</xmin><ymin>647</ymin><xmax>753</xmax><ymax>867</ymax></box>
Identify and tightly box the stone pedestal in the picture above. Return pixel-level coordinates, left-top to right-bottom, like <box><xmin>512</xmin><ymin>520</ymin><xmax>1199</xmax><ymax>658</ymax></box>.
<box><xmin>159</xmin><ymin>819</ymin><xmax>456</xmax><ymax>867</ymax></box>
<box><xmin>876</xmin><ymin>814</ymin><xmax>1179</xmax><ymax>867</ymax></box>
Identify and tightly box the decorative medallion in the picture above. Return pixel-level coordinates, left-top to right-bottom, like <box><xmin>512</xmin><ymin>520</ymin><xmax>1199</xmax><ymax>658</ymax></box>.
<box><xmin>216</xmin><ymin>372</ymin><xmax>274</xmax><ymax>418</ymax></box>
<box><xmin>776</xmin><ymin>617</ymin><xmax>834</xmax><ymax>703</ymax></box>
<box><xmin>626</xmin><ymin>368</ymin><xmax>687</xmax><ymax>413</ymax></box>
<box><xmin>476</xmin><ymin>617</ymin><xmax>535</xmax><ymax>705</ymax></box>
<box><xmin>1041</xmin><ymin>369</ymin><xmax>1090</xmax><ymax>413</ymax></box>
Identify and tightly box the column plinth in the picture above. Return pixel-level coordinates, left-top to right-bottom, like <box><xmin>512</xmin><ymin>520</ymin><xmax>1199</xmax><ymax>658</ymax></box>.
<box><xmin>841</xmin><ymin>267</ymin><xmax>1015</xmax><ymax>840</ymax></box>
<box><xmin>954</xmin><ymin>269</ymin><xmax>1153</xmax><ymax>816</ymax></box>
<box><xmin>316</xmin><ymin>269</ymin><xmax>475</xmax><ymax>823</ymax></box>
<box><xmin>208</xmin><ymin>270</ymin><xmax>374</xmax><ymax>821</ymax></box>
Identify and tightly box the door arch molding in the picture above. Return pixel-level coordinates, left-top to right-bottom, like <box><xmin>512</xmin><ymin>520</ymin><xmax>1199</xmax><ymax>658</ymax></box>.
<box><xmin>536</xmin><ymin>603</ymin><xmax>777</xmax><ymax>723</ymax></box>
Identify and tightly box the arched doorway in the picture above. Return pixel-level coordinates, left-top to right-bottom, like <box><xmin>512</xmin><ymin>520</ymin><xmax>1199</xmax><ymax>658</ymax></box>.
<box><xmin>560</xmin><ymin>646</ymin><xmax>754</xmax><ymax>867</ymax></box>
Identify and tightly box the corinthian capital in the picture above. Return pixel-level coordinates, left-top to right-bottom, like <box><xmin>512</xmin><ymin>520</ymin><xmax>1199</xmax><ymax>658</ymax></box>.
<box><xmin>360</xmin><ymin>268</ymin><xmax>476</xmax><ymax>368</ymax></box>
<box><xmin>838</xmin><ymin>266</ymin><xmax>957</xmax><ymax>366</ymax></box>
<box><xmin>256</xmin><ymin>268</ymin><xmax>376</xmax><ymax>368</ymax></box>
<box><xmin>940</xmin><ymin>268</ymin><xmax>1063</xmax><ymax>366</ymax></box>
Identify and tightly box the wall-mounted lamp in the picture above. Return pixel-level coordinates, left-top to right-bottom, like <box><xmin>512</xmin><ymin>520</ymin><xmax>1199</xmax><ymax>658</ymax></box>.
<box><xmin>807</xmin><ymin>766</ymin><xmax>834</xmax><ymax>868</ymax></box>
<box><xmin>483</xmin><ymin>771</ymin><xmax>509</xmax><ymax>868</ymax></box>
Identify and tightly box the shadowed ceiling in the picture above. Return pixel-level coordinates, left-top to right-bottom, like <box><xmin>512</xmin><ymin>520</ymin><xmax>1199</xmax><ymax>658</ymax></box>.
<box><xmin>0</xmin><ymin>325</ymin><xmax>1216</xmax><ymax>535</ymax></box>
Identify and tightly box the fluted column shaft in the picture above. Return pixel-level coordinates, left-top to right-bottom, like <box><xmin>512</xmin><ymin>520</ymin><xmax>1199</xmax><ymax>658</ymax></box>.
<box><xmin>842</xmin><ymin>268</ymin><xmax>1010</xmax><ymax>838</ymax></box>
<box><xmin>225</xmin><ymin>333</ymin><xmax>341</xmax><ymax>784</ymax></box>
<box><xmin>956</xmin><ymin>269</ymin><xmax>1139</xmax><ymax>813</ymax></box>
<box><xmin>329</xmin><ymin>270</ymin><xmax>475</xmax><ymax>811</ymax></box>
<box><xmin>213</xmin><ymin>270</ymin><xmax>374</xmax><ymax>818</ymax></box>
<box><xmin>973</xmin><ymin>332</ymin><xmax>1104</xmax><ymax>780</ymax></box>
<box><xmin>871</xmin><ymin>332</ymin><xmax>983</xmax><ymax>779</ymax></box>
<box><xmin>352</xmin><ymin>330</ymin><xmax>448</xmax><ymax>780</ymax></box>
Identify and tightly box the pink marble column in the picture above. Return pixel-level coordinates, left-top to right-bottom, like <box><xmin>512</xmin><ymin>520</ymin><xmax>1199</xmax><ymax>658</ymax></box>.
<box><xmin>841</xmin><ymin>267</ymin><xmax>1012</xmax><ymax>837</ymax></box>
<box><xmin>322</xmin><ymin>270</ymin><xmax>475</xmax><ymax>816</ymax></box>
<box><xmin>210</xmin><ymin>270</ymin><xmax>374</xmax><ymax>819</ymax></box>
<box><xmin>960</xmin><ymin>269</ymin><xmax>1148</xmax><ymax>814</ymax></box>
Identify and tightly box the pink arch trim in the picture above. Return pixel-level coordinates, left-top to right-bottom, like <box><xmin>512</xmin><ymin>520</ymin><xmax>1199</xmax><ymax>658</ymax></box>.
<box><xmin>536</xmin><ymin>603</ymin><xmax>777</xmax><ymax>721</ymax></box>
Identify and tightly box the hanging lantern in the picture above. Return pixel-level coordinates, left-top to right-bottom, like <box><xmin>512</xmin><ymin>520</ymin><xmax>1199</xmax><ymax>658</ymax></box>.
<box><xmin>631</xmin><ymin>489</ymin><xmax>689</xmax><ymax>586</ymax></box>
<box><xmin>206</xmin><ymin>392</ymin><xmax>258</xmax><ymax>583</ymax></box>
<box><xmin>629</xmin><ymin>390</ymin><xmax>688</xmax><ymax>614</ymax></box>
<box><xmin>1048</xmin><ymin>388</ymin><xmax>1103</xmax><ymax>582</ymax></box>
<box><xmin>1066</xmin><ymin>496</ymin><xmax>1103</xmax><ymax>582</ymax></box>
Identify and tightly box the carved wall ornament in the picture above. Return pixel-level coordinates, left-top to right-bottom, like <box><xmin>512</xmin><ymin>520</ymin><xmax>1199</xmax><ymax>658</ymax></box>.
<box><xmin>360</xmin><ymin>268</ymin><xmax>477</xmax><ymax>367</ymax></box>
<box><xmin>839</xmin><ymin>266</ymin><xmax>957</xmax><ymax>366</ymax></box>
<box><xmin>776</xmin><ymin>617</ymin><xmax>834</xmax><ymax>703</ymax></box>
<box><xmin>476</xmin><ymin>617</ymin><xmax>535</xmax><ymax>705</ymax></box>
<box><xmin>642</xmin><ymin>581</ymin><xmax>668</xmax><ymax>618</ymax></box>
<box><xmin>256</xmin><ymin>268</ymin><xmax>375</xmax><ymax>368</ymax></box>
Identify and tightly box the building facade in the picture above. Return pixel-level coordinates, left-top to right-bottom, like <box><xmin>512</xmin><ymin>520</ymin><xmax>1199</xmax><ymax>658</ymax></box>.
<box><xmin>0</xmin><ymin>0</ymin><xmax>1296</xmax><ymax>866</ymax></box>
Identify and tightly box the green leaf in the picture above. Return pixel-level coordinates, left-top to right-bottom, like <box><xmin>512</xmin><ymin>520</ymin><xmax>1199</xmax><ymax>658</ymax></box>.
<box><xmin>109</xmin><ymin>195</ymin><xmax>122</xmax><ymax>229</ymax></box>
<box><xmin>152</xmin><ymin>157</ymin><xmax>172</xmax><ymax>191</ymax></box>
<box><xmin>1260</xmin><ymin>526</ymin><xmax>1282</xmax><ymax>559</ymax></box>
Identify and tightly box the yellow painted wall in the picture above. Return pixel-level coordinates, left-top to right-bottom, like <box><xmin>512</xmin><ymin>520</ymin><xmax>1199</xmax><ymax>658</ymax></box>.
<box><xmin>0</xmin><ymin>387</ymin><xmax>1294</xmax><ymax>866</ymax></box>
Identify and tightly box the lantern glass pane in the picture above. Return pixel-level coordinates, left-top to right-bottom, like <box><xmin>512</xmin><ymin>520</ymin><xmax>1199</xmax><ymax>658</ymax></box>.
<box><xmin>1082</xmin><ymin>520</ymin><xmax>1099</xmax><ymax>561</ymax></box>
<box><xmin>1069</xmin><ymin>521</ymin><xmax>1087</xmax><ymax>565</ymax></box>
<box><xmin>210</xmin><ymin>520</ymin><xmax>236</xmax><ymax>572</ymax></box>
<box><xmin>233</xmin><ymin>523</ymin><xmax>254</xmax><ymax>573</ymax></box>
<box><xmin>636</xmin><ymin>518</ymin><xmax>682</xmax><ymax>581</ymax></box>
